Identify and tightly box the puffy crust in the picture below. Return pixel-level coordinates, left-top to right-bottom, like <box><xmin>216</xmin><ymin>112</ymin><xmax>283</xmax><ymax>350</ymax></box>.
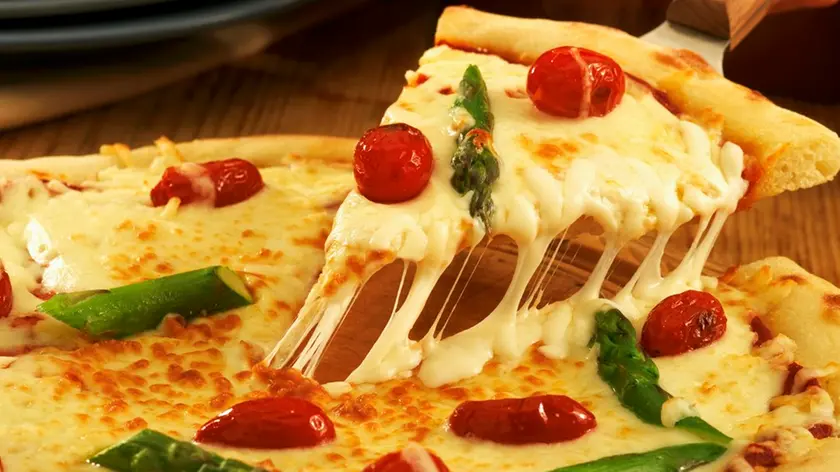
<box><xmin>0</xmin><ymin>134</ymin><xmax>356</xmax><ymax>184</ymax></box>
<box><xmin>723</xmin><ymin>256</ymin><xmax>840</xmax><ymax>414</ymax></box>
<box><xmin>724</xmin><ymin>256</ymin><xmax>840</xmax><ymax>370</ymax></box>
<box><xmin>435</xmin><ymin>6</ymin><xmax>840</xmax><ymax>200</ymax></box>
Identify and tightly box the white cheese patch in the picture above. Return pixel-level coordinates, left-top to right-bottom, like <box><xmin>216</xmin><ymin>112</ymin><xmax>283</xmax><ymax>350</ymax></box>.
<box><xmin>661</xmin><ymin>397</ymin><xmax>699</xmax><ymax>428</ymax></box>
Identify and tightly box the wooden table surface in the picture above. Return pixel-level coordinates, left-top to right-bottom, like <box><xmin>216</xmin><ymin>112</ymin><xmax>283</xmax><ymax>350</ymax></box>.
<box><xmin>1</xmin><ymin>0</ymin><xmax>838</xmax><ymax>284</ymax></box>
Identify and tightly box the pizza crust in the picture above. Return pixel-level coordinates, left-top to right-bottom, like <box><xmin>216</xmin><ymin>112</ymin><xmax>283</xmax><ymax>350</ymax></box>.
<box><xmin>0</xmin><ymin>134</ymin><xmax>356</xmax><ymax>184</ymax></box>
<box><xmin>723</xmin><ymin>257</ymin><xmax>840</xmax><ymax>420</ymax></box>
<box><xmin>724</xmin><ymin>256</ymin><xmax>840</xmax><ymax>372</ymax></box>
<box><xmin>434</xmin><ymin>6</ymin><xmax>840</xmax><ymax>201</ymax></box>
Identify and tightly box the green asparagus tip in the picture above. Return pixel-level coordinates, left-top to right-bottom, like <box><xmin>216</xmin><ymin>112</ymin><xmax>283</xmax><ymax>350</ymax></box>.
<box><xmin>88</xmin><ymin>429</ymin><xmax>267</xmax><ymax>472</ymax></box>
<box><xmin>546</xmin><ymin>442</ymin><xmax>728</xmax><ymax>472</ymax></box>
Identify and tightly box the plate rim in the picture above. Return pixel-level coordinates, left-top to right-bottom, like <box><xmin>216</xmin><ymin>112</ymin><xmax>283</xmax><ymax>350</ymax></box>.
<box><xmin>0</xmin><ymin>0</ymin><xmax>317</xmax><ymax>52</ymax></box>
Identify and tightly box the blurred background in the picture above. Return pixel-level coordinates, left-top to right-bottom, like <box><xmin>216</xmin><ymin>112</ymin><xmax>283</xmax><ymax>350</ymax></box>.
<box><xmin>0</xmin><ymin>0</ymin><xmax>838</xmax><ymax>280</ymax></box>
<box><xmin>1</xmin><ymin>0</ymin><xmax>838</xmax><ymax>134</ymax></box>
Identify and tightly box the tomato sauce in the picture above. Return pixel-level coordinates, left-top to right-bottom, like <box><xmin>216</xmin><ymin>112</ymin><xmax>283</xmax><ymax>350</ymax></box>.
<box><xmin>808</xmin><ymin>423</ymin><xmax>833</xmax><ymax>439</ymax></box>
<box><xmin>626</xmin><ymin>74</ymin><xmax>681</xmax><ymax>115</ymax></box>
<box><xmin>749</xmin><ymin>315</ymin><xmax>774</xmax><ymax>346</ymax></box>
<box><xmin>0</xmin><ymin>268</ymin><xmax>12</xmax><ymax>318</ymax></box>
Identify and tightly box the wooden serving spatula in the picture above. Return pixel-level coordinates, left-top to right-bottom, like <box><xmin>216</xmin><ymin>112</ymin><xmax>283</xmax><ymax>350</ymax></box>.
<box><xmin>641</xmin><ymin>0</ymin><xmax>772</xmax><ymax>73</ymax></box>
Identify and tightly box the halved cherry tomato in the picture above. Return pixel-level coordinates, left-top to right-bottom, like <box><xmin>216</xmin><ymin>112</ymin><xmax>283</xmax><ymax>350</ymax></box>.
<box><xmin>353</xmin><ymin>123</ymin><xmax>434</xmax><ymax>203</ymax></box>
<box><xmin>150</xmin><ymin>158</ymin><xmax>264</xmax><ymax>208</ymax></box>
<box><xmin>641</xmin><ymin>290</ymin><xmax>727</xmax><ymax>357</ymax></box>
<box><xmin>448</xmin><ymin>394</ymin><xmax>596</xmax><ymax>445</ymax></box>
<box><xmin>527</xmin><ymin>46</ymin><xmax>625</xmax><ymax>118</ymax></box>
<box><xmin>0</xmin><ymin>266</ymin><xmax>12</xmax><ymax>318</ymax></box>
<box><xmin>194</xmin><ymin>397</ymin><xmax>335</xmax><ymax>449</ymax></box>
<box><xmin>362</xmin><ymin>448</ymin><xmax>450</xmax><ymax>472</ymax></box>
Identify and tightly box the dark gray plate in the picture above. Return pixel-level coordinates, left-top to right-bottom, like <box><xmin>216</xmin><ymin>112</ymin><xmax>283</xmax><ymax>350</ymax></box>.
<box><xmin>0</xmin><ymin>0</ymin><xmax>315</xmax><ymax>53</ymax></box>
<box><xmin>0</xmin><ymin>0</ymin><xmax>172</xmax><ymax>19</ymax></box>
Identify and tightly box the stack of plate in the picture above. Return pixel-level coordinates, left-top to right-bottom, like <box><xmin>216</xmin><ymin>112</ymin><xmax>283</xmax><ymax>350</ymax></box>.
<box><xmin>0</xmin><ymin>0</ymin><xmax>318</xmax><ymax>53</ymax></box>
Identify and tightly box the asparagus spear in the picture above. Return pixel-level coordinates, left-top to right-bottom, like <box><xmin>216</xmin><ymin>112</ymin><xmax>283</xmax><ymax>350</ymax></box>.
<box><xmin>449</xmin><ymin>65</ymin><xmax>500</xmax><ymax>230</ymax></box>
<box><xmin>546</xmin><ymin>443</ymin><xmax>728</xmax><ymax>472</ymax></box>
<box><xmin>451</xmin><ymin>129</ymin><xmax>500</xmax><ymax>229</ymax></box>
<box><xmin>38</xmin><ymin>266</ymin><xmax>252</xmax><ymax>339</ymax></box>
<box><xmin>590</xmin><ymin>309</ymin><xmax>731</xmax><ymax>445</ymax></box>
<box><xmin>452</xmin><ymin>64</ymin><xmax>493</xmax><ymax>140</ymax></box>
<box><xmin>89</xmin><ymin>429</ymin><xmax>266</xmax><ymax>472</ymax></box>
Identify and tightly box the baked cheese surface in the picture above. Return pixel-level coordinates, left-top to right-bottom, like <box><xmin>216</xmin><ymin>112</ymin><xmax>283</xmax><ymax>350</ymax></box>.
<box><xmin>0</xmin><ymin>44</ymin><xmax>834</xmax><ymax>470</ymax></box>
<box><xmin>0</xmin><ymin>147</ymin><xmax>834</xmax><ymax>471</ymax></box>
<box><xmin>0</xmin><ymin>154</ymin><xmax>353</xmax><ymax>357</ymax></box>
<box><xmin>0</xmin><ymin>288</ymin><xmax>809</xmax><ymax>471</ymax></box>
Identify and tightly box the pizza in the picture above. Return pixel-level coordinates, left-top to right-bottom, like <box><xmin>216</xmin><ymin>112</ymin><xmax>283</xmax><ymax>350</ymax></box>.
<box><xmin>2</xmin><ymin>5</ymin><xmax>840</xmax><ymax>472</ymax></box>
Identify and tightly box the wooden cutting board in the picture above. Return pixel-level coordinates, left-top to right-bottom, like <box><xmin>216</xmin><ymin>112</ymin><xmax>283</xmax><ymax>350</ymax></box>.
<box><xmin>314</xmin><ymin>233</ymin><xmax>727</xmax><ymax>382</ymax></box>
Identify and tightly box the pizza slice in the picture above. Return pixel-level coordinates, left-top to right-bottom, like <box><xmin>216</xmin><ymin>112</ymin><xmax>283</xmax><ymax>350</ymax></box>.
<box><xmin>0</xmin><ymin>136</ymin><xmax>355</xmax><ymax>361</ymax></box>
<box><xmin>266</xmin><ymin>6</ymin><xmax>840</xmax><ymax>390</ymax></box>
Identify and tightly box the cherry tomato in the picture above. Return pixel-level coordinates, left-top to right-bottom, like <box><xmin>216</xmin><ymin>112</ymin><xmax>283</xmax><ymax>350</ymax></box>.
<box><xmin>150</xmin><ymin>158</ymin><xmax>264</xmax><ymax>208</ymax></box>
<box><xmin>194</xmin><ymin>397</ymin><xmax>335</xmax><ymax>449</ymax></box>
<box><xmin>150</xmin><ymin>166</ymin><xmax>199</xmax><ymax>207</ymax></box>
<box><xmin>448</xmin><ymin>394</ymin><xmax>596</xmax><ymax>445</ymax></box>
<box><xmin>527</xmin><ymin>46</ymin><xmax>625</xmax><ymax>118</ymax></box>
<box><xmin>362</xmin><ymin>448</ymin><xmax>450</xmax><ymax>472</ymax></box>
<box><xmin>0</xmin><ymin>266</ymin><xmax>12</xmax><ymax>318</ymax></box>
<box><xmin>203</xmin><ymin>158</ymin><xmax>265</xmax><ymax>207</ymax></box>
<box><xmin>641</xmin><ymin>290</ymin><xmax>727</xmax><ymax>357</ymax></box>
<box><xmin>353</xmin><ymin>123</ymin><xmax>434</xmax><ymax>203</ymax></box>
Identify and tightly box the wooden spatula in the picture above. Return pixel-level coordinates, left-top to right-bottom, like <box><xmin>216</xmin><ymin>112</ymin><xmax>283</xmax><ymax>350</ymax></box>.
<box><xmin>641</xmin><ymin>0</ymin><xmax>772</xmax><ymax>73</ymax></box>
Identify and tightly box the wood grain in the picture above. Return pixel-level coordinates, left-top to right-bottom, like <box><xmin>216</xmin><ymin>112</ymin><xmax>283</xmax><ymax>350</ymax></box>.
<box><xmin>667</xmin><ymin>0</ymin><xmax>731</xmax><ymax>38</ymax></box>
<box><xmin>0</xmin><ymin>0</ymin><xmax>838</xmax><ymax>290</ymax></box>
<box><xmin>315</xmin><ymin>234</ymin><xmax>729</xmax><ymax>382</ymax></box>
<box><xmin>724</xmin><ymin>0</ymin><xmax>773</xmax><ymax>47</ymax></box>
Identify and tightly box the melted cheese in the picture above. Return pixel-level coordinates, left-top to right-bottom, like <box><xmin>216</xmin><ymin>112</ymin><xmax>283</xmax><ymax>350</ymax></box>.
<box><xmin>0</xmin><ymin>155</ymin><xmax>353</xmax><ymax>357</ymax></box>
<box><xmin>661</xmin><ymin>397</ymin><xmax>698</xmax><ymax>428</ymax></box>
<box><xmin>0</xmin><ymin>149</ymin><xmax>359</xmax><ymax>471</ymax></box>
<box><xmin>0</xmin><ymin>43</ymin><xmax>827</xmax><ymax>472</ymax></box>
<box><xmin>0</xmin><ymin>277</ymin><xmax>830</xmax><ymax>471</ymax></box>
<box><xmin>0</xmin><ymin>151</ymin><xmax>831</xmax><ymax>472</ymax></box>
<box><xmin>273</xmin><ymin>45</ymin><xmax>750</xmax><ymax>389</ymax></box>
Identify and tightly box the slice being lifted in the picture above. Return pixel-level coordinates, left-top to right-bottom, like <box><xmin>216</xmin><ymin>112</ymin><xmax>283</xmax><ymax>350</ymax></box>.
<box><xmin>266</xmin><ymin>6</ymin><xmax>840</xmax><ymax>388</ymax></box>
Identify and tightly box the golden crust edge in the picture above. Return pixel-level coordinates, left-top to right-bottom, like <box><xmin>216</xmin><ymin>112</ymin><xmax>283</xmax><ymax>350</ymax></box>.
<box><xmin>434</xmin><ymin>6</ymin><xmax>840</xmax><ymax>200</ymax></box>
<box><xmin>0</xmin><ymin>134</ymin><xmax>357</xmax><ymax>183</ymax></box>
<box><xmin>725</xmin><ymin>256</ymin><xmax>840</xmax><ymax>417</ymax></box>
